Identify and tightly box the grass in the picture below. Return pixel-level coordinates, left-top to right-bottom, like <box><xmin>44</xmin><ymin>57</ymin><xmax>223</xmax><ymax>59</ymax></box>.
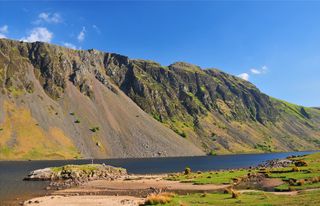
<box><xmin>143</xmin><ymin>190</ymin><xmax>320</xmax><ymax>206</ymax></box>
<box><xmin>164</xmin><ymin>152</ymin><xmax>320</xmax><ymax>204</ymax></box>
<box><xmin>142</xmin><ymin>193</ymin><xmax>175</xmax><ymax>205</ymax></box>
<box><xmin>166</xmin><ymin>169</ymin><xmax>251</xmax><ymax>185</ymax></box>
<box><xmin>165</xmin><ymin>152</ymin><xmax>320</xmax><ymax>192</ymax></box>
<box><xmin>51</xmin><ymin>164</ymin><xmax>101</xmax><ymax>173</ymax></box>
<box><xmin>254</xmin><ymin>143</ymin><xmax>273</xmax><ymax>152</ymax></box>
<box><xmin>269</xmin><ymin>152</ymin><xmax>320</xmax><ymax>191</ymax></box>
<box><xmin>0</xmin><ymin>101</ymin><xmax>80</xmax><ymax>160</ymax></box>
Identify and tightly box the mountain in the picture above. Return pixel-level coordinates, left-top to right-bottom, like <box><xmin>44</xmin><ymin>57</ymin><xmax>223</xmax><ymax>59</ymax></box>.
<box><xmin>0</xmin><ymin>38</ymin><xmax>319</xmax><ymax>160</ymax></box>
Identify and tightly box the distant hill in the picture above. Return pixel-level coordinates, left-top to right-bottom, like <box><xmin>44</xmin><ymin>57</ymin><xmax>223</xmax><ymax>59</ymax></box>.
<box><xmin>0</xmin><ymin>38</ymin><xmax>319</xmax><ymax>160</ymax></box>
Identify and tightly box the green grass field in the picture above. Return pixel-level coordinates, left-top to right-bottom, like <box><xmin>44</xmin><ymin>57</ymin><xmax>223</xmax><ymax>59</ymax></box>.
<box><xmin>151</xmin><ymin>152</ymin><xmax>320</xmax><ymax>206</ymax></box>
<box><xmin>166</xmin><ymin>169</ymin><xmax>252</xmax><ymax>185</ymax></box>
<box><xmin>144</xmin><ymin>190</ymin><xmax>320</xmax><ymax>206</ymax></box>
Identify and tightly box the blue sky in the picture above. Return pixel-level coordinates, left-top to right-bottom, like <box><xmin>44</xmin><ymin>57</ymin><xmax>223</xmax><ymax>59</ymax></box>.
<box><xmin>0</xmin><ymin>1</ymin><xmax>319</xmax><ymax>107</ymax></box>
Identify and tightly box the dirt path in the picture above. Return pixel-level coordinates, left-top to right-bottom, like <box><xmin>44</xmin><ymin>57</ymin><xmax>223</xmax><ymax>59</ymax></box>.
<box><xmin>53</xmin><ymin>175</ymin><xmax>229</xmax><ymax>197</ymax></box>
<box><xmin>24</xmin><ymin>195</ymin><xmax>144</xmax><ymax>206</ymax></box>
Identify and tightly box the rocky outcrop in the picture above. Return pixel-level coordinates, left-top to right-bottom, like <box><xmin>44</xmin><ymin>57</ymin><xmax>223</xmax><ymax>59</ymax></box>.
<box><xmin>24</xmin><ymin>164</ymin><xmax>127</xmax><ymax>188</ymax></box>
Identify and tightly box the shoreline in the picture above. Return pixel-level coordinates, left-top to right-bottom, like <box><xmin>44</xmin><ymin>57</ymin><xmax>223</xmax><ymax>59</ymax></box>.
<box><xmin>1</xmin><ymin>152</ymin><xmax>318</xmax><ymax>205</ymax></box>
<box><xmin>1</xmin><ymin>149</ymin><xmax>318</xmax><ymax>162</ymax></box>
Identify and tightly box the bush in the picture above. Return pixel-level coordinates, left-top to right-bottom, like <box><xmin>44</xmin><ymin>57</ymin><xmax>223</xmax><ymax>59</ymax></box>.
<box><xmin>143</xmin><ymin>193</ymin><xmax>174</xmax><ymax>205</ymax></box>
<box><xmin>74</xmin><ymin>119</ymin><xmax>80</xmax><ymax>123</ymax></box>
<box><xmin>223</xmin><ymin>188</ymin><xmax>231</xmax><ymax>194</ymax></box>
<box><xmin>288</xmin><ymin>179</ymin><xmax>296</xmax><ymax>186</ymax></box>
<box><xmin>180</xmin><ymin>131</ymin><xmax>187</xmax><ymax>138</ymax></box>
<box><xmin>231</xmin><ymin>189</ymin><xmax>240</xmax><ymax>199</ymax></box>
<box><xmin>211</xmin><ymin>132</ymin><xmax>217</xmax><ymax>141</ymax></box>
<box><xmin>70</xmin><ymin>112</ymin><xmax>75</xmax><ymax>116</ymax></box>
<box><xmin>294</xmin><ymin>160</ymin><xmax>308</xmax><ymax>167</ymax></box>
<box><xmin>200</xmin><ymin>193</ymin><xmax>207</xmax><ymax>197</ymax></box>
<box><xmin>288</xmin><ymin>186</ymin><xmax>295</xmax><ymax>191</ymax></box>
<box><xmin>292</xmin><ymin>166</ymin><xmax>300</xmax><ymax>172</ymax></box>
<box><xmin>311</xmin><ymin>177</ymin><xmax>319</xmax><ymax>183</ymax></box>
<box><xmin>208</xmin><ymin>150</ymin><xmax>217</xmax><ymax>156</ymax></box>
<box><xmin>184</xmin><ymin>167</ymin><xmax>191</xmax><ymax>175</ymax></box>
<box><xmin>90</xmin><ymin>127</ymin><xmax>100</xmax><ymax>132</ymax></box>
<box><xmin>297</xmin><ymin>179</ymin><xmax>305</xmax><ymax>186</ymax></box>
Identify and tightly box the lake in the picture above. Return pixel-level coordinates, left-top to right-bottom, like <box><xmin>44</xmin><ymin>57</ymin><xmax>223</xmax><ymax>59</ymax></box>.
<box><xmin>0</xmin><ymin>151</ymin><xmax>316</xmax><ymax>205</ymax></box>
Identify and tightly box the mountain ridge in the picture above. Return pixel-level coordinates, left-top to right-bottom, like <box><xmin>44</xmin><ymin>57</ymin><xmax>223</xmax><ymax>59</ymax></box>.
<box><xmin>0</xmin><ymin>38</ymin><xmax>319</xmax><ymax>160</ymax></box>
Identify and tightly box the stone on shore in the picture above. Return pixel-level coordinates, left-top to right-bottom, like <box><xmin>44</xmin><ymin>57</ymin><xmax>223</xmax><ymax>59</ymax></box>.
<box><xmin>24</xmin><ymin>164</ymin><xmax>127</xmax><ymax>187</ymax></box>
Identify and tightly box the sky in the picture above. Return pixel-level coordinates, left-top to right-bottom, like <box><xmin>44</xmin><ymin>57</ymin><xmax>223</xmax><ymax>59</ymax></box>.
<box><xmin>0</xmin><ymin>1</ymin><xmax>320</xmax><ymax>107</ymax></box>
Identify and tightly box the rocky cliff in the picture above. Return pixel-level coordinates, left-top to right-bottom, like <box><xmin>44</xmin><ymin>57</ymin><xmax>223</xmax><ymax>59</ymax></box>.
<box><xmin>0</xmin><ymin>38</ymin><xmax>319</xmax><ymax>159</ymax></box>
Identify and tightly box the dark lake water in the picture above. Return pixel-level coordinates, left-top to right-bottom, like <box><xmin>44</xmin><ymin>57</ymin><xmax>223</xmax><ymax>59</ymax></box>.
<box><xmin>0</xmin><ymin>151</ymin><xmax>316</xmax><ymax>205</ymax></box>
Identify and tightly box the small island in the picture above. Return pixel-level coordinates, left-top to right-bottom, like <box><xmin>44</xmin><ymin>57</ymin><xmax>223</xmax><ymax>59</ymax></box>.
<box><xmin>23</xmin><ymin>152</ymin><xmax>320</xmax><ymax>206</ymax></box>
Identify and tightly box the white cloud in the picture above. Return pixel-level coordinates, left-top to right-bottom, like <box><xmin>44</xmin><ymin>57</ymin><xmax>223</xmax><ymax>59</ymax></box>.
<box><xmin>250</xmin><ymin>68</ymin><xmax>261</xmax><ymax>74</ymax></box>
<box><xmin>237</xmin><ymin>73</ymin><xmax>249</xmax><ymax>81</ymax></box>
<box><xmin>92</xmin><ymin>25</ymin><xmax>101</xmax><ymax>34</ymax></box>
<box><xmin>21</xmin><ymin>27</ymin><xmax>53</xmax><ymax>43</ymax></box>
<box><xmin>0</xmin><ymin>25</ymin><xmax>8</xmax><ymax>38</ymax></box>
<box><xmin>0</xmin><ymin>25</ymin><xmax>8</xmax><ymax>33</ymax></box>
<box><xmin>261</xmin><ymin>65</ymin><xmax>268</xmax><ymax>72</ymax></box>
<box><xmin>77</xmin><ymin>27</ymin><xmax>86</xmax><ymax>42</ymax></box>
<box><xmin>63</xmin><ymin>42</ymin><xmax>77</xmax><ymax>50</ymax></box>
<box><xmin>35</xmin><ymin>12</ymin><xmax>62</xmax><ymax>24</ymax></box>
<box><xmin>250</xmin><ymin>65</ymin><xmax>268</xmax><ymax>75</ymax></box>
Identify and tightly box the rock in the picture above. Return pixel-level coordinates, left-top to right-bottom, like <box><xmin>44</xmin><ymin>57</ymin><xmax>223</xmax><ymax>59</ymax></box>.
<box><xmin>24</xmin><ymin>164</ymin><xmax>127</xmax><ymax>189</ymax></box>
<box><xmin>259</xmin><ymin>159</ymin><xmax>293</xmax><ymax>168</ymax></box>
<box><xmin>24</xmin><ymin>168</ymin><xmax>53</xmax><ymax>181</ymax></box>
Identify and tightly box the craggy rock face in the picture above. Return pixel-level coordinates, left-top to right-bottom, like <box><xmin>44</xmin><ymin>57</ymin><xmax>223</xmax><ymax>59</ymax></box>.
<box><xmin>0</xmin><ymin>38</ymin><xmax>320</xmax><ymax>159</ymax></box>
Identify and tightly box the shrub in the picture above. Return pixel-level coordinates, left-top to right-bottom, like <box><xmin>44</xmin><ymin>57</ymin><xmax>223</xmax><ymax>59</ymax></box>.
<box><xmin>180</xmin><ymin>131</ymin><xmax>187</xmax><ymax>138</ymax></box>
<box><xmin>294</xmin><ymin>160</ymin><xmax>308</xmax><ymax>167</ymax></box>
<box><xmin>211</xmin><ymin>132</ymin><xmax>217</xmax><ymax>141</ymax></box>
<box><xmin>297</xmin><ymin>179</ymin><xmax>305</xmax><ymax>186</ymax></box>
<box><xmin>70</xmin><ymin>112</ymin><xmax>75</xmax><ymax>116</ymax></box>
<box><xmin>289</xmin><ymin>179</ymin><xmax>296</xmax><ymax>186</ymax></box>
<box><xmin>143</xmin><ymin>193</ymin><xmax>174</xmax><ymax>205</ymax></box>
<box><xmin>292</xmin><ymin>166</ymin><xmax>300</xmax><ymax>172</ymax></box>
<box><xmin>74</xmin><ymin>119</ymin><xmax>80</xmax><ymax>123</ymax></box>
<box><xmin>208</xmin><ymin>150</ymin><xmax>217</xmax><ymax>156</ymax></box>
<box><xmin>288</xmin><ymin>186</ymin><xmax>295</xmax><ymax>191</ymax></box>
<box><xmin>184</xmin><ymin>167</ymin><xmax>191</xmax><ymax>175</ymax></box>
<box><xmin>200</xmin><ymin>193</ymin><xmax>207</xmax><ymax>197</ymax></box>
<box><xmin>223</xmin><ymin>188</ymin><xmax>231</xmax><ymax>194</ymax></box>
<box><xmin>90</xmin><ymin>127</ymin><xmax>100</xmax><ymax>132</ymax></box>
<box><xmin>231</xmin><ymin>189</ymin><xmax>240</xmax><ymax>199</ymax></box>
<box><xmin>311</xmin><ymin>177</ymin><xmax>319</xmax><ymax>183</ymax></box>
